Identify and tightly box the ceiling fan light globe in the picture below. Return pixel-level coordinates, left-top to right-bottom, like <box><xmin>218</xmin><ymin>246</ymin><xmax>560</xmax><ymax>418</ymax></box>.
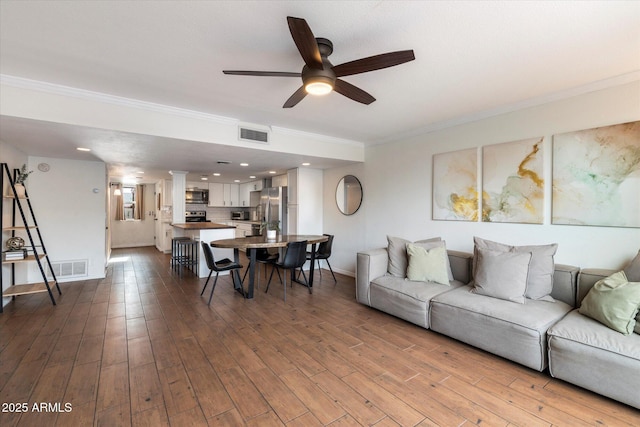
<box><xmin>305</xmin><ymin>81</ymin><xmax>333</xmax><ymax>95</ymax></box>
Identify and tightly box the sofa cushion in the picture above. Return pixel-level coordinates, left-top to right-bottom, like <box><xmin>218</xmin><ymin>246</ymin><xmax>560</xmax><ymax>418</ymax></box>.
<box><xmin>578</xmin><ymin>271</ymin><xmax>640</xmax><ymax>335</ymax></box>
<box><xmin>369</xmin><ymin>275</ymin><xmax>464</xmax><ymax>328</ymax></box>
<box><xmin>547</xmin><ymin>310</ymin><xmax>640</xmax><ymax>409</ymax></box>
<box><xmin>623</xmin><ymin>249</ymin><xmax>640</xmax><ymax>281</ymax></box>
<box><xmin>387</xmin><ymin>235</ymin><xmax>440</xmax><ymax>277</ymax></box>
<box><xmin>406</xmin><ymin>243</ymin><xmax>450</xmax><ymax>285</ymax></box>
<box><xmin>431</xmin><ymin>285</ymin><xmax>573</xmax><ymax>371</ymax></box>
<box><xmin>471</xmin><ymin>247</ymin><xmax>531</xmax><ymax>304</ymax></box>
<box><xmin>473</xmin><ymin>237</ymin><xmax>557</xmax><ymax>301</ymax></box>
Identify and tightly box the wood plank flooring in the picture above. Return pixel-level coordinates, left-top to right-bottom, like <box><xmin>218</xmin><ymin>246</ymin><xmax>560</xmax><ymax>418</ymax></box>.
<box><xmin>1</xmin><ymin>246</ymin><xmax>638</xmax><ymax>426</ymax></box>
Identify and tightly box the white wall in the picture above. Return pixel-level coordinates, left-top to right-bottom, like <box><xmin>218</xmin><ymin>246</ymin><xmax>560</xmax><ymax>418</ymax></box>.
<box><xmin>110</xmin><ymin>183</ymin><xmax>155</xmax><ymax>248</ymax></box>
<box><xmin>351</xmin><ymin>81</ymin><xmax>640</xmax><ymax>271</ymax></box>
<box><xmin>323</xmin><ymin>163</ymin><xmax>366</xmax><ymax>276</ymax></box>
<box><xmin>28</xmin><ymin>156</ymin><xmax>107</xmax><ymax>281</ymax></box>
<box><xmin>1</xmin><ymin>141</ymin><xmax>29</xmax><ymax>307</ymax></box>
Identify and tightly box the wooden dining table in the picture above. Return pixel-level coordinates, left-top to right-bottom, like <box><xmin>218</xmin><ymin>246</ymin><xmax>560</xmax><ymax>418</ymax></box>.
<box><xmin>210</xmin><ymin>234</ymin><xmax>329</xmax><ymax>299</ymax></box>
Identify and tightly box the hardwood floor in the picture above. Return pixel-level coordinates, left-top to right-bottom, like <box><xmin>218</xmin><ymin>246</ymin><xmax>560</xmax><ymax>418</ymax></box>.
<box><xmin>1</xmin><ymin>246</ymin><xmax>638</xmax><ymax>426</ymax></box>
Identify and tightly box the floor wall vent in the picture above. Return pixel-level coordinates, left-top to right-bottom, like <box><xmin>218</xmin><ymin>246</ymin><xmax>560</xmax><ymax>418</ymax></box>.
<box><xmin>46</xmin><ymin>259</ymin><xmax>88</xmax><ymax>280</ymax></box>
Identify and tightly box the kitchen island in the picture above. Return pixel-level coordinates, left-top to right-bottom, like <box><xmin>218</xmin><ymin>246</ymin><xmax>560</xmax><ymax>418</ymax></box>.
<box><xmin>172</xmin><ymin>222</ymin><xmax>236</xmax><ymax>278</ymax></box>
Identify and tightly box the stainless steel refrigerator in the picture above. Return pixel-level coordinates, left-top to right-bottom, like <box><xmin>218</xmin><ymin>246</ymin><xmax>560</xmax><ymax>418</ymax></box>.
<box><xmin>257</xmin><ymin>187</ymin><xmax>288</xmax><ymax>236</ymax></box>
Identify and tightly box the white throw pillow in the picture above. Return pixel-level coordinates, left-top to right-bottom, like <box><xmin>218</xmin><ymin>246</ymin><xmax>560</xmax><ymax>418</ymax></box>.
<box><xmin>387</xmin><ymin>235</ymin><xmax>441</xmax><ymax>278</ymax></box>
<box><xmin>406</xmin><ymin>243</ymin><xmax>450</xmax><ymax>285</ymax></box>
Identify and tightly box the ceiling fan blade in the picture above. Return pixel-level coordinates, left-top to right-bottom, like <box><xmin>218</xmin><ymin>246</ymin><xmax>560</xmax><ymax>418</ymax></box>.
<box><xmin>332</xmin><ymin>50</ymin><xmax>415</xmax><ymax>77</ymax></box>
<box><xmin>287</xmin><ymin>16</ymin><xmax>323</xmax><ymax>70</ymax></box>
<box><xmin>283</xmin><ymin>86</ymin><xmax>308</xmax><ymax>108</ymax></box>
<box><xmin>334</xmin><ymin>79</ymin><xmax>376</xmax><ymax>105</ymax></box>
<box><xmin>223</xmin><ymin>70</ymin><xmax>301</xmax><ymax>77</ymax></box>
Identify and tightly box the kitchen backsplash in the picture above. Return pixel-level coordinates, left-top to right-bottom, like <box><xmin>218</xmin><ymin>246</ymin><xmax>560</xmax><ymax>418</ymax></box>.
<box><xmin>185</xmin><ymin>204</ymin><xmax>251</xmax><ymax>220</ymax></box>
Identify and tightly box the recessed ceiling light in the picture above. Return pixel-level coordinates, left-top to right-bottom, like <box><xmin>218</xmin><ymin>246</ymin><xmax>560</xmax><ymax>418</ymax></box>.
<box><xmin>200</xmin><ymin>176</ymin><xmax>208</xmax><ymax>181</ymax></box>
<box><xmin>249</xmin><ymin>175</ymin><xmax>256</xmax><ymax>179</ymax></box>
<box><xmin>240</xmin><ymin>163</ymin><xmax>249</xmax><ymax>167</ymax></box>
<box><xmin>234</xmin><ymin>179</ymin><xmax>240</xmax><ymax>183</ymax></box>
<box><xmin>213</xmin><ymin>173</ymin><xmax>221</xmax><ymax>176</ymax></box>
<box><xmin>269</xmin><ymin>171</ymin><xmax>276</xmax><ymax>174</ymax></box>
<box><xmin>302</xmin><ymin>162</ymin><xmax>311</xmax><ymax>166</ymax></box>
<box><xmin>137</xmin><ymin>171</ymin><xmax>144</xmax><ymax>174</ymax></box>
<box><xmin>77</xmin><ymin>147</ymin><xmax>91</xmax><ymax>152</ymax></box>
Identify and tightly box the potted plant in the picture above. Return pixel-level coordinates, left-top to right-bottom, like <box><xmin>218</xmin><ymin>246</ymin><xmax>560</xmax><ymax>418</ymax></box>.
<box><xmin>13</xmin><ymin>164</ymin><xmax>33</xmax><ymax>197</ymax></box>
<box><xmin>260</xmin><ymin>220</ymin><xmax>280</xmax><ymax>239</ymax></box>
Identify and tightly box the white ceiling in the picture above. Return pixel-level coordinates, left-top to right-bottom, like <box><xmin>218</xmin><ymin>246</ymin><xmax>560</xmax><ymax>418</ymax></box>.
<box><xmin>1</xmin><ymin>1</ymin><xmax>639</xmax><ymax>183</ymax></box>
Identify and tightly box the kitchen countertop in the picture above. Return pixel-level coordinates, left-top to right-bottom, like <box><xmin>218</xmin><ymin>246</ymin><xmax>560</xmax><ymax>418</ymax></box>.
<box><xmin>212</xmin><ymin>219</ymin><xmax>261</xmax><ymax>225</ymax></box>
<box><xmin>171</xmin><ymin>222</ymin><xmax>236</xmax><ymax>230</ymax></box>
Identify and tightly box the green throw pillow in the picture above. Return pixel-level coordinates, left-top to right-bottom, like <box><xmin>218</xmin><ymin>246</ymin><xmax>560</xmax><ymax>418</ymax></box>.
<box><xmin>579</xmin><ymin>271</ymin><xmax>640</xmax><ymax>335</ymax></box>
<box><xmin>406</xmin><ymin>243</ymin><xmax>450</xmax><ymax>285</ymax></box>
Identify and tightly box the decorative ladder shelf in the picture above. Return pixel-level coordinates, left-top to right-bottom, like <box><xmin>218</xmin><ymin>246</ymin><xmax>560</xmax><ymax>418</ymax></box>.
<box><xmin>1</xmin><ymin>163</ymin><xmax>61</xmax><ymax>312</ymax></box>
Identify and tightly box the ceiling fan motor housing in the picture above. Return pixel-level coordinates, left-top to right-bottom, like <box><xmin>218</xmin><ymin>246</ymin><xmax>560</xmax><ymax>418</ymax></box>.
<box><xmin>302</xmin><ymin>62</ymin><xmax>336</xmax><ymax>89</ymax></box>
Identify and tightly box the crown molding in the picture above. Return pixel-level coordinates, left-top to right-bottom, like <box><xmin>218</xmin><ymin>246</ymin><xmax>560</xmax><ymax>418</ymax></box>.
<box><xmin>1</xmin><ymin>74</ymin><xmax>366</xmax><ymax>148</ymax></box>
<box><xmin>373</xmin><ymin>71</ymin><xmax>640</xmax><ymax>145</ymax></box>
<box><xmin>0</xmin><ymin>74</ymin><xmax>238</xmax><ymax>125</ymax></box>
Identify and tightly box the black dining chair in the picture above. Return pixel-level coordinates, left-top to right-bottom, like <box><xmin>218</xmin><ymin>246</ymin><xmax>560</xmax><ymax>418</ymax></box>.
<box><xmin>200</xmin><ymin>241</ymin><xmax>244</xmax><ymax>305</ymax></box>
<box><xmin>307</xmin><ymin>234</ymin><xmax>336</xmax><ymax>283</ymax></box>
<box><xmin>265</xmin><ymin>240</ymin><xmax>309</xmax><ymax>301</ymax></box>
<box><xmin>242</xmin><ymin>248</ymin><xmax>280</xmax><ymax>289</ymax></box>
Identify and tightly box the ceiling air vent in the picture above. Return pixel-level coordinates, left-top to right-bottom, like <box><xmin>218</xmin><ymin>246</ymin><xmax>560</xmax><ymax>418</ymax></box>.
<box><xmin>239</xmin><ymin>125</ymin><xmax>269</xmax><ymax>144</ymax></box>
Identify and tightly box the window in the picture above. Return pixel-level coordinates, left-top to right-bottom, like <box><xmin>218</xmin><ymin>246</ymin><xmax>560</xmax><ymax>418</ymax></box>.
<box><xmin>122</xmin><ymin>186</ymin><xmax>136</xmax><ymax>220</ymax></box>
<box><xmin>114</xmin><ymin>184</ymin><xmax>144</xmax><ymax>221</ymax></box>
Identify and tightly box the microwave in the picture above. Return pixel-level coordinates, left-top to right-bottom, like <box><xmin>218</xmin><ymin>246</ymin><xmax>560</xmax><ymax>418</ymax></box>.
<box><xmin>231</xmin><ymin>211</ymin><xmax>249</xmax><ymax>220</ymax></box>
<box><xmin>185</xmin><ymin>189</ymin><xmax>209</xmax><ymax>204</ymax></box>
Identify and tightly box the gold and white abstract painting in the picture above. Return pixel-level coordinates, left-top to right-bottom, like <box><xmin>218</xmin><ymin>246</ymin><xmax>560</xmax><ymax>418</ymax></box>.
<box><xmin>552</xmin><ymin>121</ymin><xmax>640</xmax><ymax>227</ymax></box>
<box><xmin>432</xmin><ymin>148</ymin><xmax>478</xmax><ymax>221</ymax></box>
<box><xmin>482</xmin><ymin>137</ymin><xmax>544</xmax><ymax>224</ymax></box>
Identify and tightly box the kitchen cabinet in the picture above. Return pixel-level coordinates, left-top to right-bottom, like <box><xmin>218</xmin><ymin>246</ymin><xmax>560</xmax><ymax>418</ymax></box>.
<box><xmin>239</xmin><ymin>180</ymin><xmax>264</xmax><ymax>206</ymax></box>
<box><xmin>271</xmin><ymin>174</ymin><xmax>288</xmax><ymax>188</ymax></box>
<box><xmin>155</xmin><ymin>221</ymin><xmax>173</xmax><ymax>253</ymax></box>
<box><xmin>224</xmin><ymin>183</ymin><xmax>239</xmax><ymax>207</ymax></box>
<box><xmin>232</xmin><ymin>221</ymin><xmax>253</xmax><ymax>238</ymax></box>
<box><xmin>160</xmin><ymin>179</ymin><xmax>173</xmax><ymax>206</ymax></box>
<box><xmin>287</xmin><ymin>168</ymin><xmax>322</xmax><ymax>235</ymax></box>
<box><xmin>208</xmin><ymin>183</ymin><xmax>239</xmax><ymax>207</ymax></box>
<box><xmin>287</xmin><ymin>169</ymin><xmax>298</xmax><ymax>204</ymax></box>
<box><xmin>208</xmin><ymin>183</ymin><xmax>224</xmax><ymax>206</ymax></box>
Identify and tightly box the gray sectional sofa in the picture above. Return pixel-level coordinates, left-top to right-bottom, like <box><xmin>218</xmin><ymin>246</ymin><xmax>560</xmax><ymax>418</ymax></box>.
<box><xmin>356</xmin><ymin>241</ymin><xmax>640</xmax><ymax>409</ymax></box>
<box><xmin>547</xmin><ymin>268</ymin><xmax>640</xmax><ymax>409</ymax></box>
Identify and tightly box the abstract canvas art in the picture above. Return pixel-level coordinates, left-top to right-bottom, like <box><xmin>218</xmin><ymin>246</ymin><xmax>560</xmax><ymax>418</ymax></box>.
<box><xmin>552</xmin><ymin>121</ymin><xmax>640</xmax><ymax>227</ymax></box>
<box><xmin>482</xmin><ymin>137</ymin><xmax>544</xmax><ymax>224</ymax></box>
<box><xmin>432</xmin><ymin>148</ymin><xmax>478</xmax><ymax>221</ymax></box>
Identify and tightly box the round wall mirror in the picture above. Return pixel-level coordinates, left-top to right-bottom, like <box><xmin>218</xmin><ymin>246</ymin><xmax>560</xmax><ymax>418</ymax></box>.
<box><xmin>336</xmin><ymin>175</ymin><xmax>363</xmax><ymax>215</ymax></box>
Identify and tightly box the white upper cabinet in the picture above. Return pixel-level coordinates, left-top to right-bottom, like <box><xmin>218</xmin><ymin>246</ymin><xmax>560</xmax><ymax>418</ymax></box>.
<box><xmin>208</xmin><ymin>183</ymin><xmax>224</xmax><ymax>206</ymax></box>
<box><xmin>208</xmin><ymin>183</ymin><xmax>239</xmax><ymax>207</ymax></box>
<box><xmin>286</xmin><ymin>168</ymin><xmax>323</xmax><ymax>235</ymax></box>
<box><xmin>239</xmin><ymin>180</ymin><xmax>264</xmax><ymax>206</ymax></box>
<box><xmin>161</xmin><ymin>179</ymin><xmax>173</xmax><ymax>206</ymax></box>
<box><xmin>286</xmin><ymin>169</ymin><xmax>298</xmax><ymax>204</ymax></box>
<box><xmin>224</xmin><ymin>183</ymin><xmax>239</xmax><ymax>207</ymax></box>
<box><xmin>271</xmin><ymin>174</ymin><xmax>288</xmax><ymax>188</ymax></box>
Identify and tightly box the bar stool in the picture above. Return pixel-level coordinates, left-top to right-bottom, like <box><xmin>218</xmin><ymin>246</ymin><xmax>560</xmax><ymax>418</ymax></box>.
<box><xmin>171</xmin><ymin>237</ymin><xmax>199</xmax><ymax>276</ymax></box>
<box><xmin>171</xmin><ymin>237</ymin><xmax>190</xmax><ymax>269</ymax></box>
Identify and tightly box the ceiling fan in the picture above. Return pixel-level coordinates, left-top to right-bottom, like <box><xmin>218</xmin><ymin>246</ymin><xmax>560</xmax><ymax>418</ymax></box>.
<box><xmin>223</xmin><ymin>16</ymin><xmax>415</xmax><ymax>108</ymax></box>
